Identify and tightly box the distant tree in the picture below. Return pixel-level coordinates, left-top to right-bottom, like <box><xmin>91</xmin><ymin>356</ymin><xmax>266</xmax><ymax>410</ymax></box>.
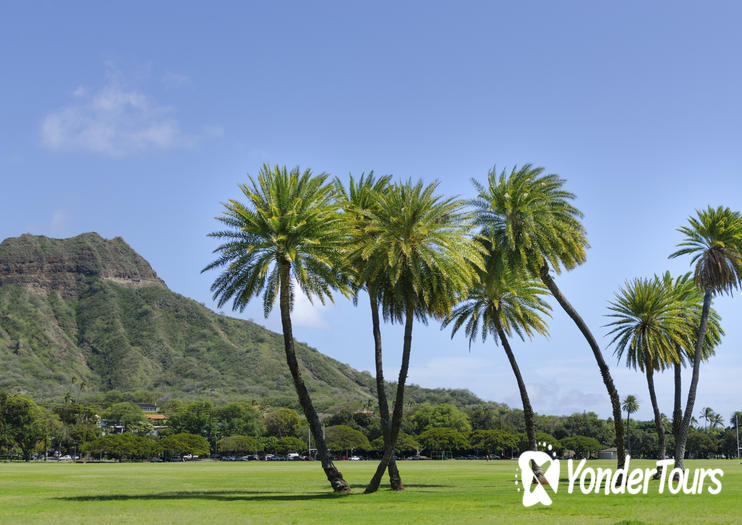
<box><xmin>259</xmin><ymin>436</ymin><xmax>279</xmax><ymax>454</ymax></box>
<box><xmin>160</xmin><ymin>433</ymin><xmax>210</xmax><ymax>460</ymax></box>
<box><xmin>83</xmin><ymin>434</ymin><xmax>158</xmax><ymax>461</ymax></box>
<box><xmin>215</xmin><ymin>402</ymin><xmax>264</xmax><ymax>438</ymax></box>
<box><xmin>517</xmin><ymin>432</ymin><xmax>560</xmax><ymax>454</ymax></box>
<box><xmin>622</xmin><ymin>395</ymin><xmax>639</xmax><ymax>456</ymax></box>
<box><xmin>560</xmin><ymin>436</ymin><xmax>603</xmax><ymax>458</ymax></box>
<box><xmin>1</xmin><ymin>395</ymin><xmax>46</xmax><ymax>460</ymax></box>
<box><xmin>417</xmin><ymin>427</ymin><xmax>469</xmax><ymax>455</ymax></box>
<box><xmin>410</xmin><ymin>404</ymin><xmax>472</xmax><ymax>434</ymax></box>
<box><xmin>467</xmin><ymin>405</ymin><xmax>498</xmax><ymax>431</ymax></box>
<box><xmin>264</xmin><ymin>408</ymin><xmax>301</xmax><ymax>438</ymax></box>
<box><xmin>102</xmin><ymin>402</ymin><xmax>146</xmax><ymax>432</ymax></box>
<box><xmin>371</xmin><ymin>432</ymin><xmax>420</xmax><ymax>455</ymax></box>
<box><xmin>218</xmin><ymin>435</ymin><xmax>263</xmax><ymax>455</ymax></box>
<box><xmin>700</xmin><ymin>407</ymin><xmax>717</xmax><ymax>430</ymax></box>
<box><xmin>167</xmin><ymin>401</ymin><xmax>216</xmax><ymax>447</ymax></box>
<box><xmin>275</xmin><ymin>436</ymin><xmax>307</xmax><ymax>455</ymax></box>
<box><xmin>468</xmin><ymin>429</ymin><xmax>518</xmax><ymax>456</ymax></box>
<box><xmin>325</xmin><ymin>425</ymin><xmax>371</xmax><ymax>455</ymax></box>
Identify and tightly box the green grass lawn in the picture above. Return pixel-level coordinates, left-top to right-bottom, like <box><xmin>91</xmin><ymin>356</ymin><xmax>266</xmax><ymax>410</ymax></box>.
<box><xmin>0</xmin><ymin>460</ymin><xmax>740</xmax><ymax>524</ymax></box>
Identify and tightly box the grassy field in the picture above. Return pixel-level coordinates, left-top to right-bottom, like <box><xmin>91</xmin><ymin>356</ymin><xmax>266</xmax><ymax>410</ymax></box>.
<box><xmin>0</xmin><ymin>460</ymin><xmax>740</xmax><ymax>524</ymax></box>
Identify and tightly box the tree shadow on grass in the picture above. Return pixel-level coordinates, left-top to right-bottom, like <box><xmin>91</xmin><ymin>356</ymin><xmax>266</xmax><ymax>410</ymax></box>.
<box><xmin>58</xmin><ymin>484</ymin><xmax>453</xmax><ymax>503</ymax></box>
<box><xmin>58</xmin><ymin>490</ymin><xmax>339</xmax><ymax>503</ymax></box>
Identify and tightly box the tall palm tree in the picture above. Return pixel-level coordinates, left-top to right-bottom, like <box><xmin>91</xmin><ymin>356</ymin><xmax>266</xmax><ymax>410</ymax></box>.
<box><xmin>473</xmin><ymin>164</ymin><xmax>626</xmax><ymax>468</ymax></box>
<box><xmin>335</xmin><ymin>172</ymin><xmax>404</xmax><ymax>490</ymax></box>
<box><xmin>622</xmin><ymin>395</ymin><xmax>639</xmax><ymax>456</ymax></box>
<box><xmin>361</xmin><ymin>180</ymin><xmax>483</xmax><ymax>493</ymax></box>
<box><xmin>202</xmin><ymin>164</ymin><xmax>352</xmax><ymax>493</ymax></box>
<box><xmin>606</xmin><ymin>275</ymin><xmax>688</xmax><ymax>472</ymax></box>
<box><xmin>444</xmin><ymin>241</ymin><xmax>551</xmax><ymax>481</ymax></box>
<box><xmin>669</xmin><ymin>205</ymin><xmax>742</xmax><ymax>469</ymax></box>
<box><xmin>660</xmin><ymin>272</ymin><xmax>722</xmax><ymax>471</ymax></box>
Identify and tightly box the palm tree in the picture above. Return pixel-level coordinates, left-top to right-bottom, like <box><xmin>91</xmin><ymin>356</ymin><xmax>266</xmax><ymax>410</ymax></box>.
<box><xmin>622</xmin><ymin>395</ymin><xmax>639</xmax><ymax>456</ymax></box>
<box><xmin>700</xmin><ymin>407</ymin><xmax>716</xmax><ymax>430</ymax></box>
<box><xmin>202</xmin><ymin>164</ymin><xmax>352</xmax><ymax>493</ymax></box>
<box><xmin>669</xmin><ymin>205</ymin><xmax>742</xmax><ymax>469</ymax></box>
<box><xmin>606</xmin><ymin>275</ymin><xmax>688</xmax><ymax>472</ymax></box>
<box><xmin>361</xmin><ymin>180</ymin><xmax>483</xmax><ymax>493</ymax></box>
<box><xmin>444</xmin><ymin>241</ymin><xmax>551</xmax><ymax>481</ymax></box>
<box><xmin>660</xmin><ymin>272</ymin><xmax>723</xmax><ymax>470</ymax></box>
<box><xmin>473</xmin><ymin>164</ymin><xmax>626</xmax><ymax>468</ymax></box>
<box><xmin>335</xmin><ymin>172</ymin><xmax>404</xmax><ymax>490</ymax></box>
<box><xmin>710</xmin><ymin>413</ymin><xmax>724</xmax><ymax>430</ymax></box>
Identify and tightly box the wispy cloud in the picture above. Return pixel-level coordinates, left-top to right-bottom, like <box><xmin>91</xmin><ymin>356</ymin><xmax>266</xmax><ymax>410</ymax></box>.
<box><xmin>41</xmin><ymin>72</ymin><xmax>189</xmax><ymax>156</ymax></box>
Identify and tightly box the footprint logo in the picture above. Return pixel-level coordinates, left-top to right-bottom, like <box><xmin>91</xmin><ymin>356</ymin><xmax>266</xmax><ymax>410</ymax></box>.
<box><xmin>515</xmin><ymin>442</ymin><xmax>560</xmax><ymax>507</ymax></box>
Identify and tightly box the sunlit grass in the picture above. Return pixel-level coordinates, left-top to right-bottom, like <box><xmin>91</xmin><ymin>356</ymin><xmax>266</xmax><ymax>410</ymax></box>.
<box><xmin>0</xmin><ymin>459</ymin><xmax>739</xmax><ymax>524</ymax></box>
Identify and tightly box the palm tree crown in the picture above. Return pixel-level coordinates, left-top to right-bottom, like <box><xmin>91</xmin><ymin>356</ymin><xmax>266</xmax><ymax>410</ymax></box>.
<box><xmin>472</xmin><ymin>164</ymin><xmax>588</xmax><ymax>276</ymax></box>
<box><xmin>203</xmin><ymin>164</ymin><xmax>350</xmax><ymax>315</ymax></box>
<box><xmin>360</xmin><ymin>180</ymin><xmax>484</xmax><ymax>322</ymax></box>
<box><xmin>445</xmin><ymin>244</ymin><xmax>551</xmax><ymax>345</ymax></box>
<box><xmin>606</xmin><ymin>275</ymin><xmax>688</xmax><ymax>372</ymax></box>
<box><xmin>623</xmin><ymin>395</ymin><xmax>639</xmax><ymax>415</ymax></box>
<box><xmin>669</xmin><ymin>205</ymin><xmax>742</xmax><ymax>295</ymax></box>
<box><xmin>662</xmin><ymin>272</ymin><xmax>724</xmax><ymax>364</ymax></box>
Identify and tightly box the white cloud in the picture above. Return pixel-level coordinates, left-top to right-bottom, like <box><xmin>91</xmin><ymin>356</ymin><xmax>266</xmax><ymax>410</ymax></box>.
<box><xmin>41</xmin><ymin>75</ymin><xmax>189</xmax><ymax>156</ymax></box>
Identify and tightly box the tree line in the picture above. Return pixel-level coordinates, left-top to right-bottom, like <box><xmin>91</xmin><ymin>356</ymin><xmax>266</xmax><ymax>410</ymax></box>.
<box><xmin>2</xmin><ymin>393</ymin><xmax>739</xmax><ymax>464</ymax></box>
<box><xmin>202</xmin><ymin>164</ymin><xmax>742</xmax><ymax>493</ymax></box>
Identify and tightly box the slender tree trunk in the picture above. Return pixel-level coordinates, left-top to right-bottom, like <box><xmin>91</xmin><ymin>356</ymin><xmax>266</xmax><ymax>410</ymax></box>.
<box><xmin>278</xmin><ymin>261</ymin><xmax>350</xmax><ymax>494</ymax></box>
<box><xmin>365</xmin><ymin>305</ymin><xmax>414</xmax><ymax>494</ymax></box>
<box><xmin>493</xmin><ymin>316</ymin><xmax>546</xmax><ymax>484</ymax></box>
<box><xmin>645</xmin><ymin>367</ymin><xmax>666</xmax><ymax>479</ymax></box>
<box><xmin>672</xmin><ymin>361</ymin><xmax>682</xmax><ymax>443</ymax></box>
<box><xmin>540</xmin><ymin>262</ymin><xmax>626</xmax><ymax>469</ymax></box>
<box><xmin>675</xmin><ymin>289</ymin><xmax>712</xmax><ymax>471</ymax></box>
<box><xmin>626</xmin><ymin>410</ymin><xmax>631</xmax><ymax>456</ymax></box>
<box><xmin>369</xmin><ymin>292</ymin><xmax>403</xmax><ymax>491</ymax></box>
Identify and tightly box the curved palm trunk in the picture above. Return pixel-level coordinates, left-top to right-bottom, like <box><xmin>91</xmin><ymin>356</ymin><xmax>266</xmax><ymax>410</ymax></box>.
<box><xmin>369</xmin><ymin>292</ymin><xmax>403</xmax><ymax>491</ymax></box>
<box><xmin>645</xmin><ymin>367</ymin><xmax>666</xmax><ymax>479</ymax></box>
<box><xmin>493</xmin><ymin>316</ymin><xmax>546</xmax><ymax>484</ymax></box>
<box><xmin>365</xmin><ymin>305</ymin><xmax>414</xmax><ymax>494</ymax></box>
<box><xmin>279</xmin><ymin>262</ymin><xmax>350</xmax><ymax>494</ymax></box>
<box><xmin>675</xmin><ymin>289</ymin><xmax>713</xmax><ymax>471</ymax></box>
<box><xmin>540</xmin><ymin>262</ymin><xmax>626</xmax><ymax>469</ymax></box>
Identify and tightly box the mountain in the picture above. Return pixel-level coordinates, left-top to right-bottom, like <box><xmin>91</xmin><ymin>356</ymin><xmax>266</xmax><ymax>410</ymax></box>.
<box><xmin>0</xmin><ymin>233</ymin><xmax>484</xmax><ymax>411</ymax></box>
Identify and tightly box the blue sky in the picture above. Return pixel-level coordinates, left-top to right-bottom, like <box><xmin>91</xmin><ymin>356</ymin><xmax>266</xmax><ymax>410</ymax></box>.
<box><xmin>2</xmin><ymin>1</ymin><xmax>741</xmax><ymax>421</ymax></box>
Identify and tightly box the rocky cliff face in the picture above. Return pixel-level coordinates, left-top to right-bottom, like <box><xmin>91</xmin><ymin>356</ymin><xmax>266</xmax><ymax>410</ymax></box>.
<box><xmin>0</xmin><ymin>233</ymin><xmax>165</xmax><ymax>297</ymax></box>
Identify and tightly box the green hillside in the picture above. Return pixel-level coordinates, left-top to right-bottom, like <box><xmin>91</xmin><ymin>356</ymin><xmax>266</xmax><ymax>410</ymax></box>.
<box><xmin>0</xmin><ymin>233</ymin><xmax>483</xmax><ymax>411</ymax></box>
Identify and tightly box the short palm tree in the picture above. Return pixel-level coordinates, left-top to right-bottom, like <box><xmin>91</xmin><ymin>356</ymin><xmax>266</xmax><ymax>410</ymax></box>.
<box><xmin>622</xmin><ymin>395</ymin><xmax>639</xmax><ymax>456</ymax></box>
<box><xmin>362</xmin><ymin>180</ymin><xmax>483</xmax><ymax>493</ymax></box>
<box><xmin>444</xmin><ymin>241</ymin><xmax>551</xmax><ymax>481</ymax></box>
<box><xmin>710</xmin><ymin>412</ymin><xmax>724</xmax><ymax>430</ymax></box>
<box><xmin>669</xmin><ymin>205</ymin><xmax>742</xmax><ymax>469</ymax></box>
<box><xmin>202</xmin><ymin>164</ymin><xmax>351</xmax><ymax>493</ymax></box>
<box><xmin>335</xmin><ymin>172</ymin><xmax>404</xmax><ymax>490</ymax></box>
<box><xmin>473</xmin><ymin>164</ymin><xmax>626</xmax><ymax>468</ymax></box>
<box><xmin>700</xmin><ymin>407</ymin><xmax>716</xmax><ymax>430</ymax></box>
<box><xmin>606</xmin><ymin>275</ymin><xmax>688</xmax><ymax>470</ymax></box>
